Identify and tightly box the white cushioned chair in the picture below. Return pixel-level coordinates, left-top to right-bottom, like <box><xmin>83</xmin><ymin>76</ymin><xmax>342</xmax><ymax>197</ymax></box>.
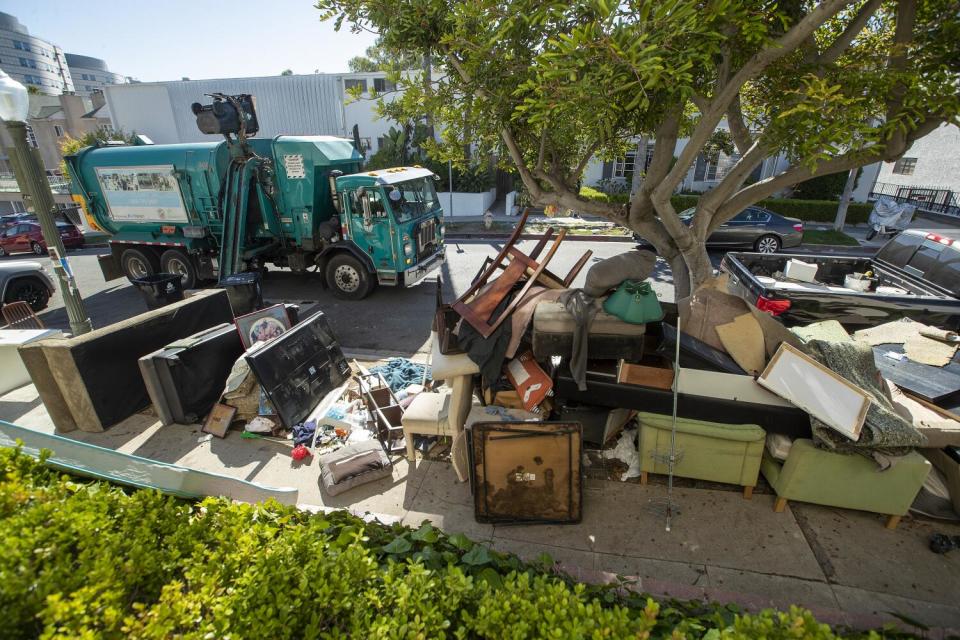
<box><xmin>401</xmin><ymin>333</ymin><xmax>479</xmax><ymax>461</ymax></box>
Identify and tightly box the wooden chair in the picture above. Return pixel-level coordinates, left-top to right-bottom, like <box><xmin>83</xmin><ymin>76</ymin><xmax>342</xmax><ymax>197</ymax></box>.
<box><xmin>470</xmin><ymin>208</ymin><xmax>594</xmax><ymax>290</ymax></box>
<box><xmin>452</xmin><ymin>225</ymin><xmax>567</xmax><ymax>339</ymax></box>
<box><xmin>2</xmin><ymin>301</ymin><xmax>45</xmax><ymax>330</ymax></box>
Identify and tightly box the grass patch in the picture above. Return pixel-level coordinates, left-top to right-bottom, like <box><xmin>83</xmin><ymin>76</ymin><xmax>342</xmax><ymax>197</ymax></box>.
<box><xmin>803</xmin><ymin>229</ymin><xmax>860</xmax><ymax>246</ymax></box>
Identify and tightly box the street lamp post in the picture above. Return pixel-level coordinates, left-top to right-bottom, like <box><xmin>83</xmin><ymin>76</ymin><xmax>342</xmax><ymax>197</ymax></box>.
<box><xmin>0</xmin><ymin>71</ymin><xmax>91</xmax><ymax>335</ymax></box>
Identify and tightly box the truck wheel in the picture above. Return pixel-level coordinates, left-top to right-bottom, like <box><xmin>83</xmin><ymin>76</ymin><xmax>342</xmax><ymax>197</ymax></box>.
<box><xmin>121</xmin><ymin>248</ymin><xmax>159</xmax><ymax>281</ymax></box>
<box><xmin>5</xmin><ymin>277</ymin><xmax>50</xmax><ymax>311</ymax></box>
<box><xmin>754</xmin><ymin>234</ymin><xmax>781</xmax><ymax>253</ymax></box>
<box><xmin>326</xmin><ymin>253</ymin><xmax>373</xmax><ymax>300</ymax></box>
<box><xmin>160</xmin><ymin>249</ymin><xmax>197</xmax><ymax>289</ymax></box>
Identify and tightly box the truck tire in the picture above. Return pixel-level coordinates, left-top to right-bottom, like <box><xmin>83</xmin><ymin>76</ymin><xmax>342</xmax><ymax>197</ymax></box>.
<box><xmin>326</xmin><ymin>253</ymin><xmax>374</xmax><ymax>300</ymax></box>
<box><xmin>754</xmin><ymin>234</ymin><xmax>781</xmax><ymax>253</ymax></box>
<box><xmin>160</xmin><ymin>249</ymin><xmax>197</xmax><ymax>289</ymax></box>
<box><xmin>121</xmin><ymin>248</ymin><xmax>159</xmax><ymax>281</ymax></box>
<box><xmin>5</xmin><ymin>277</ymin><xmax>50</xmax><ymax>311</ymax></box>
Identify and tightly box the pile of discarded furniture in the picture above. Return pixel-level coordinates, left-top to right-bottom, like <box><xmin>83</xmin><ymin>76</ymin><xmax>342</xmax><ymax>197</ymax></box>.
<box><xmin>415</xmin><ymin>210</ymin><xmax>960</xmax><ymax>528</ymax></box>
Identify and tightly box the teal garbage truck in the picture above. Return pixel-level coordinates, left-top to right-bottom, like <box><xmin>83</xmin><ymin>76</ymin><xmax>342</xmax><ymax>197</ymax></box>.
<box><xmin>65</xmin><ymin>93</ymin><xmax>445</xmax><ymax>299</ymax></box>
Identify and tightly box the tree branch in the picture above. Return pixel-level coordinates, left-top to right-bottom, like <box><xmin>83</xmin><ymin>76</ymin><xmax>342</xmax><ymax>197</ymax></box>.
<box><xmin>726</xmin><ymin>94</ymin><xmax>754</xmax><ymax>155</ymax></box>
<box><xmin>717</xmin><ymin>117</ymin><xmax>943</xmax><ymax>218</ymax></box>
<box><xmin>535</xmin><ymin>131</ymin><xmax>547</xmax><ymax>173</ymax></box>
<box><xmin>885</xmin><ymin>0</ymin><xmax>918</xmax><ymax>153</ymax></box>
<box><xmin>818</xmin><ymin>0</ymin><xmax>883</xmax><ymax>64</ymax></box>
<box><xmin>651</xmin><ymin>0</ymin><xmax>855</xmax><ymax>202</ymax></box>
<box><xmin>570</xmin><ymin>141</ymin><xmax>601</xmax><ymax>183</ymax></box>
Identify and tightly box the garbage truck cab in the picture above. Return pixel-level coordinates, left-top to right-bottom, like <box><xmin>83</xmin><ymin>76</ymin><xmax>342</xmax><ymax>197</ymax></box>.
<box><xmin>334</xmin><ymin>166</ymin><xmax>445</xmax><ymax>297</ymax></box>
<box><xmin>65</xmin><ymin>93</ymin><xmax>445</xmax><ymax>300</ymax></box>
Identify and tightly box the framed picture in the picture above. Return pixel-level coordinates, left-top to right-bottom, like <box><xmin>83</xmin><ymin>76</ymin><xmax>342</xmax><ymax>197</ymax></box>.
<box><xmin>235</xmin><ymin>304</ymin><xmax>292</xmax><ymax>349</ymax></box>
<box><xmin>202</xmin><ymin>403</ymin><xmax>236</xmax><ymax>438</ymax></box>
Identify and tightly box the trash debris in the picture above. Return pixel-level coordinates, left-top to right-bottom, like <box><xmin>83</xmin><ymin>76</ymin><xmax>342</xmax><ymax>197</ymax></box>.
<box><xmin>603</xmin><ymin>428</ymin><xmax>641</xmax><ymax>481</ymax></box>
<box><xmin>245</xmin><ymin>416</ymin><xmax>276</xmax><ymax>434</ymax></box>
<box><xmin>370</xmin><ymin>358</ymin><xmax>431</xmax><ymax>392</ymax></box>
<box><xmin>291</xmin><ymin>444</ymin><xmax>312</xmax><ymax>461</ymax></box>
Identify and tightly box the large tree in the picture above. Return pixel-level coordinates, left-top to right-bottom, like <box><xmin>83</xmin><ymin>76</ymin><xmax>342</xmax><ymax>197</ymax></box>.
<box><xmin>320</xmin><ymin>0</ymin><xmax>960</xmax><ymax>296</ymax></box>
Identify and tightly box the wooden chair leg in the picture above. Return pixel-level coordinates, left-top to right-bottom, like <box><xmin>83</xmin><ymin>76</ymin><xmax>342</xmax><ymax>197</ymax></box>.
<box><xmin>885</xmin><ymin>515</ymin><xmax>901</xmax><ymax>530</ymax></box>
<box><xmin>405</xmin><ymin>430</ymin><xmax>416</xmax><ymax>462</ymax></box>
<box><xmin>743</xmin><ymin>486</ymin><xmax>754</xmax><ymax>500</ymax></box>
<box><xmin>773</xmin><ymin>496</ymin><xmax>788</xmax><ymax>513</ymax></box>
<box><xmin>640</xmin><ymin>471</ymin><xmax>648</xmax><ymax>485</ymax></box>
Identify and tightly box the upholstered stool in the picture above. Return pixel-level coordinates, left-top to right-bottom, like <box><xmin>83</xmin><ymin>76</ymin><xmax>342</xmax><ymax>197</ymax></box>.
<box><xmin>637</xmin><ymin>411</ymin><xmax>765</xmax><ymax>499</ymax></box>
<box><xmin>762</xmin><ymin>438</ymin><xmax>931</xmax><ymax>529</ymax></box>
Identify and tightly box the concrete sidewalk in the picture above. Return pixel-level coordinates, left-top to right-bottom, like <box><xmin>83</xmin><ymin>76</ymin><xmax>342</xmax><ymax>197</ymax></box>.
<box><xmin>1</xmin><ymin>380</ymin><xmax>958</xmax><ymax>633</ymax></box>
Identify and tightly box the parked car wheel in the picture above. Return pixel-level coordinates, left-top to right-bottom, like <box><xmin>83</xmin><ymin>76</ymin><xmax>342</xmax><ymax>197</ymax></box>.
<box><xmin>5</xmin><ymin>277</ymin><xmax>50</xmax><ymax>311</ymax></box>
<box><xmin>160</xmin><ymin>249</ymin><xmax>197</xmax><ymax>289</ymax></box>
<box><xmin>121</xmin><ymin>248</ymin><xmax>160</xmax><ymax>281</ymax></box>
<box><xmin>326</xmin><ymin>253</ymin><xmax>374</xmax><ymax>300</ymax></box>
<box><xmin>0</xmin><ymin>245</ymin><xmax>6</xmax><ymax>257</ymax></box>
<box><xmin>30</xmin><ymin>241</ymin><xmax>45</xmax><ymax>256</ymax></box>
<box><xmin>754</xmin><ymin>234</ymin><xmax>781</xmax><ymax>253</ymax></box>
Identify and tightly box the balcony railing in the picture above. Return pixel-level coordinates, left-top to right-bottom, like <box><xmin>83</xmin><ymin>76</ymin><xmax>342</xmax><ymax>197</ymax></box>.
<box><xmin>0</xmin><ymin>173</ymin><xmax>72</xmax><ymax>195</ymax></box>
<box><xmin>869</xmin><ymin>182</ymin><xmax>959</xmax><ymax>218</ymax></box>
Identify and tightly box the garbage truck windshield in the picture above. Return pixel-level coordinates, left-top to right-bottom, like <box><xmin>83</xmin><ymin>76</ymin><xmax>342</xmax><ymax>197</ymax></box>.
<box><xmin>386</xmin><ymin>177</ymin><xmax>440</xmax><ymax>222</ymax></box>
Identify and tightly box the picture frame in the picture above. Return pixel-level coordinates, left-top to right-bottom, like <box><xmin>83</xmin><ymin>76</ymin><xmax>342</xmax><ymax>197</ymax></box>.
<box><xmin>202</xmin><ymin>403</ymin><xmax>236</xmax><ymax>438</ymax></box>
<box><xmin>235</xmin><ymin>304</ymin><xmax>292</xmax><ymax>349</ymax></box>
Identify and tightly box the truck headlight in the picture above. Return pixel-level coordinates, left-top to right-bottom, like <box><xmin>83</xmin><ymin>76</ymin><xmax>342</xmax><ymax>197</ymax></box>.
<box><xmin>403</xmin><ymin>241</ymin><xmax>414</xmax><ymax>256</ymax></box>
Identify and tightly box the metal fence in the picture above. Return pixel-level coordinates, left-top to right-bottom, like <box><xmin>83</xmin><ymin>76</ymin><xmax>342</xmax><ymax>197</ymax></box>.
<box><xmin>0</xmin><ymin>173</ymin><xmax>72</xmax><ymax>195</ymax></box>
<box><xmin>869</xmin><ymin>182</ymin><xmax>959</xmax><ymax>217</ymax></box>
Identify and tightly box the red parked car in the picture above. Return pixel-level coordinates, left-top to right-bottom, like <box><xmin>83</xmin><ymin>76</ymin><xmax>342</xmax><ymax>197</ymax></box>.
<box><xmin>0</xmin><ymin>221</ymin><xmax>82</xmax><ymax>256</ymax></box>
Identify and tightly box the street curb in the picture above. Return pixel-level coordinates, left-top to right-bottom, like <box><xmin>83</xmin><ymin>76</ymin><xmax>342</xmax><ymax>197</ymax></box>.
<box><xmin>445</xmin><ymin>233</ymin><xmax>635</xmax><ymax>243</ymax></box>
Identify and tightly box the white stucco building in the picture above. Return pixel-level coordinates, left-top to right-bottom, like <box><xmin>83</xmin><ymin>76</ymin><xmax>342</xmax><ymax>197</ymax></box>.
<box><xmin>869</xmin><ymin>123</ymin><xmax>960</xmax><ymax>216</ymax></box>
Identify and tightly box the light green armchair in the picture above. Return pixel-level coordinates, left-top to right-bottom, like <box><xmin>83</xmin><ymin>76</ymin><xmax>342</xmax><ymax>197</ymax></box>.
<box><xmin>637</xmin><ymin>412</ymin><xmax>765</xmax><ymax>499</ymax></box>
<box><xmin>761</xmin><ymin>439</ymin><xmax>931</xmax><ymax>529</ymax></box>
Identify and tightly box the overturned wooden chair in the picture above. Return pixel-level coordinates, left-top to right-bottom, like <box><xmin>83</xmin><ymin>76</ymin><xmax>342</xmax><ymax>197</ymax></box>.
<box><xmin>470</xmin><ymin>208</ymin><xmax>594</xmax><ymax>290</ymax></box>
<box><xmin>452</xmin><ymin>215</ymin><xmax>568</xmax><ymax>339</ymax></box>
<box><xmin>2</xmin><ymin>301</ymin><xmax>45</xmax><ymax>330</ymax></box>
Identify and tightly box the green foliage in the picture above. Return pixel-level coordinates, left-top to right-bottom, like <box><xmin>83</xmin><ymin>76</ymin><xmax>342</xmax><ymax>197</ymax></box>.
<box><xmin>422</xmin><ymin>157</ymin><xmax>493</xmax><ymax>192</ymax></box>
<box><xmin>59</xmin><ymin>129</ymin><xmax>137</xmax><ymax>181</ymax></box>
<box><xmin>0</xmin><ymin>447</ymin><xmax>892</xmax><ymax>639</ymax></box>
<box><xmin>579</xmin><ymin>189</ymin><xmax>873</xmax><ymax>225</ymax></box>
<box><xmin>280</xmin><ymin>69</ymin><xmax>293</xmax><ymax>76</ymax></box>
<box><xmin>347</xmin><ymin>37</ymin><xmax>420</xmax><ymax>72</ymax></box>
<box><xmin>791</xmin><ymin>170</ymin><xmax>859</xmax><ymax>201</ymax></box>
<box><xmin>803</xmin><ymin>229</ymin><xmax>860</xmax><ymax>246</ymax></box>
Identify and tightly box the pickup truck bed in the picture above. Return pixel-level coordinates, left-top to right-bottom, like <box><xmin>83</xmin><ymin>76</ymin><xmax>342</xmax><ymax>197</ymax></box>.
<box><xmin>721</xmin><ymin>229</ymin><xmax>960</xmax><ymax>329</ymax></box>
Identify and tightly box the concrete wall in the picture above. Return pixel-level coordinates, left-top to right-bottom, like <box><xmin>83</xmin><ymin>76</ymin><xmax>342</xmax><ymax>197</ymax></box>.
<box><xmin>437</xmin><ymin>189</ymin><xmax>496</xmax><ymax>217</ymax></box>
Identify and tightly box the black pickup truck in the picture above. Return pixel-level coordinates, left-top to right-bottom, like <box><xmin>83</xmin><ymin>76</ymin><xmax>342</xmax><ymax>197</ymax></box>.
<box><xmin>720</xmin><ymin>228</ymin><xmax>960</xmax><ymax>329</ymax></box>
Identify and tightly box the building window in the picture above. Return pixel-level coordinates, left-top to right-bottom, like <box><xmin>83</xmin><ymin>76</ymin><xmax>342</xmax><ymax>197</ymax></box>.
<box><xmin>893</xmin><ymin>157</ymin><xmax>917</xmax><ymax>175</ymax></box>
<box><xmin>373</xmin><ymin>77</ymin><xmax>396</xmax><ymax>93</ymax></box>
<box><xmin>612</xmin><ymin>152</ymin><xmax>636</xmax><ymax>178</ymax></box>
<box><xmin>54</xmin><ymin>125</ymin><xmax>64</xmax><ymax>137</ymax></box>
<box><xmin>344</xmin><ymin>78</ymin><xmax>367</xmax><ymax>93</ymax></box>
<box><xmin>99</xmin><ymin>123</ymin><xmax>114</xmax><ymax>135</ymax></box>
<box><xmin>377</xmin><ymin>136</ymin><xmax>386</xmax><ymax>150</ymax></box>
<box><xmin>19</xmin><ymin>57</ymin><xmax>36</xmax><ymax>69</ymax></box>
<box><xmin>359</xmin><ymin>137</ymin><xmax>372</xmax><ymax>151</ymax></box>
<box><xmin>13</xmin><ymin>40</ymin><xmax>30</xmax><ymax>52</ymax></box>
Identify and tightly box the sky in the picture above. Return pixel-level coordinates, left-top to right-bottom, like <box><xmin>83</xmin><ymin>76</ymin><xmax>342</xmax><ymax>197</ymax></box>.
<box><xmin>0</xmin><ymin>0</ymin><xmax>379</xmax><ymax>82</ymax></box>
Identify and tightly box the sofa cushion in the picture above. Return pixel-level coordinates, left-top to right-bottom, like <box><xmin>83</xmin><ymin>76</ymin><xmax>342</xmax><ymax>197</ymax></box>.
<box><xmin>533</xmin><ymin>301</ymin><xmax>646</xmax><ymax>336</ymax></box>
<box><xmin>319</xmin><ymin>440</ymin><xmax>391</xmax><ymax>496</ymax></box>
<box><xmin>402</xmin><ymin>390</ymin><xmax>449</xmax><ymax>432</ymax></box>
<box><xmin>637</xmin><ymin>412</ymin><xmax>765</xmax><ymax>442</ymax></box>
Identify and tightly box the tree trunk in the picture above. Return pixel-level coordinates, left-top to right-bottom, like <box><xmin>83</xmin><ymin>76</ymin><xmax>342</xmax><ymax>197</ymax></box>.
<box><xmin>630</xmin><ymin>137</ymin><xmax>647</xmax><ymax>197</ymax></box>
<box><xmin>833</xmin><ymin>167</ymin><xmax>858</xmax><ymax>231</ymax></box>
<box><xmin>675</xmin><ymin>244</ymin><xmax>713</xmax><ymax>299</ymax></box>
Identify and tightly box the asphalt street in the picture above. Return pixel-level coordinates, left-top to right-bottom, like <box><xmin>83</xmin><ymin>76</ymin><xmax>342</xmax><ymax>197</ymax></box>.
<box><xmin>7</xmin><ymin>239</ymin><xmax>672</xmax><ymax>354</ymax></box>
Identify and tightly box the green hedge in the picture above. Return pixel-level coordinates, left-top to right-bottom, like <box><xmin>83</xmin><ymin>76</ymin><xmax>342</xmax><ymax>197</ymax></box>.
<box><xmin>579</xmin><ymin>189</ymin><xmax>872</xmax><ymax>224</ymax></box>
<box><xmin>0</xmin><ymin>448</ymin><xmax>882</xmax><ymax>639</ymax></box>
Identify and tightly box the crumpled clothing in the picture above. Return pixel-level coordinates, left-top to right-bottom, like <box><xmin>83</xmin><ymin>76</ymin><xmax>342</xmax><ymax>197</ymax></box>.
<box><xmin>370</xmin><ymin>358</ymin><xmax>431</xmax><ymax>392</ymax></box>
<box><xmin>559</xmin><ymin>289</ymin><xmax>600</xmax><ymax>391</ymax></box>
<box><xmin>292</xmin><ymin>420</ymin><xmax>317</xmax><ymax>446</ymax></box>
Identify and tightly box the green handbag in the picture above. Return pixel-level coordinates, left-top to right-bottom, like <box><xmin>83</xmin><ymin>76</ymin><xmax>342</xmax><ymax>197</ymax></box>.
<box><xmin>602</xmin><ymin>279</ymin><xmax>663</xmax><ymax>324</ymax></box>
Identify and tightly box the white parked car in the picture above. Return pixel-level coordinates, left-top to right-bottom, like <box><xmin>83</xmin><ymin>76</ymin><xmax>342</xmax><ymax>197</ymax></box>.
<box><xmin>0</xmin><ymin>260</ymin><xmax>56</xmax><ymax>312</ymax></box>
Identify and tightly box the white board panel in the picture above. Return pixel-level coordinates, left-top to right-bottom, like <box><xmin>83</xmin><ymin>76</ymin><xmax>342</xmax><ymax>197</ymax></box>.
<box><xmin>757</xmin><ymin>343</ymin><xmax>870</xmax><ymax>441</ymax></box>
